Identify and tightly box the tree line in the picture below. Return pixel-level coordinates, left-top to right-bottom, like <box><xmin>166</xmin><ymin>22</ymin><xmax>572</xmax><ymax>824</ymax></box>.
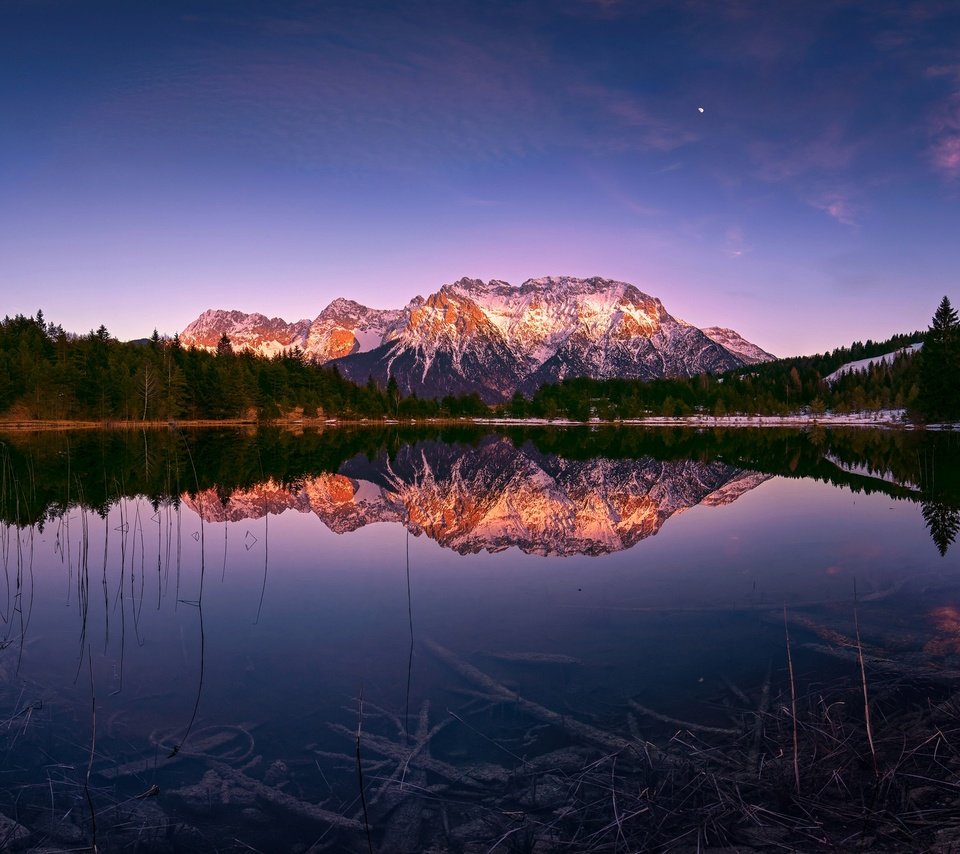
<box><xmin>0</xmin><ymin>297</ymin><xmax>956</xmax><ymax>423</ymax></box>
<box><xmin>508</xmin><ymin>332</ymin><xmax>924</xmax><ymax>421</ymax></box>
<box><xmin>0</xmin><ymin>313</ymin><xmax>488</xmax><ymax>421</ymax></box>
<box><xmin>508</xmin><ymin>298</ymin><xmax>958</xmax><ymax>423</ymax></box>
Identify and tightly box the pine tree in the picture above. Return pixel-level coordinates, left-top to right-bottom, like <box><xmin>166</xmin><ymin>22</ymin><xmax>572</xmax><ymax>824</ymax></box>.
<box><xmin>916</xmin><ymin>296</ymin><xmax>960</xmax><ymax>422</ymax></box>
<box><xmin>386</xmin><ymin>375</ymin><xmax>400</xmax><ymax>417</ymax></box>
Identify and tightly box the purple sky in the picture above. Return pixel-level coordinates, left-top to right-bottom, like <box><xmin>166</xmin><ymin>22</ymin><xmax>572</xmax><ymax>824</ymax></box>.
<box><xmin>3</xmin><ymin>0</ymin><xmax>960</xmax><ymax>357</ymax></box>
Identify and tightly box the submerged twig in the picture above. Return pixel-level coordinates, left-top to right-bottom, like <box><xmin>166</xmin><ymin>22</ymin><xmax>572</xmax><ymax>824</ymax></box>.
<box><xmin>627</xmin><ymin>699</ymin><xmax>738</xmax><ymax>737</ymax></box>
<box><xmin>424</xmin><ymin>638</ymin><xmax>636</xmax><ymax>757</ymax></box>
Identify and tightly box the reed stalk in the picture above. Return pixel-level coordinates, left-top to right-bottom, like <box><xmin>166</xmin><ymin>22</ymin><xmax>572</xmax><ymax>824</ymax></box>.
<box><xmin>783</xmin><ymin>604</ymin><xmax>800</xmax><ymax>794</ymax></box>
<box><xmin>355</xmin><ymin>686</ymin><xmax>374</xmax><ymax>854</ymax></box>
<box><xmin>853</xmin><ymin>579</ymin><xmax>879</xmax><ymax>777</ymax></box>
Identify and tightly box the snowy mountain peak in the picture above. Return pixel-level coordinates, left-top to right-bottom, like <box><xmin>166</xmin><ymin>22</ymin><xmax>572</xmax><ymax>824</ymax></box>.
<box><xmin>702</xmin><ymin>327</ymin><xmax>776</xmax><ymax>365</ymax></box>
<box><xmin>180</xmin><ymin>309</ymin><xmax>312</xmax><ymax>357</ymax></box>
<box><xmin>180</xmin><ymin>275</ymin><xmax>774</xmax><ymax>399</ymax></box>
<box><xmin>180</xmin><ymin>301</ymin><xmax>402</xmax><ymax>361</ymax></box>
<box><xmin>319</xmin><ymin>297</ymin><xmax>368</xmax><ymax>317</ymax></box>
<box><xmin>307</xmin><ymin>301</ymin><xmax>403</xmax><ymax>359</ymax></box>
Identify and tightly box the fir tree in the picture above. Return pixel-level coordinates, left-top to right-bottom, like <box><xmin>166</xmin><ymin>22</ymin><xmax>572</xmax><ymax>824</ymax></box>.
<box><xmin>916</xmin><ymin>296</ymin><xmax>960</xmax><ymax>422</ymax></box>
<box><xmin>386</xmin><ymin>375</ymin><xmax>401</xmax><ymax>417</ymax></box>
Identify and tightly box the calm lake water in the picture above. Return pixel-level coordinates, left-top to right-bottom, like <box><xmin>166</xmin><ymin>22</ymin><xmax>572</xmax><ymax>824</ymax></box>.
<box><xmin>0</xmin><ymin>426</ymin><xmax>958</xmax><ymax>852</ymax></box>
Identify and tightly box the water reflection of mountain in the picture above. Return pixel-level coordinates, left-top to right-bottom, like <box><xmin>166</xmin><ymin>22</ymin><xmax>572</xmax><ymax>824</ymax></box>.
<box><xmin>2</xmin><ymin>426</ymin><xmax>957</xmax><ymax>554</ymax></box>
<box><xmin>182</xmin><ymin>437</ymin><xmax>771</xmax><ymax>556</ymax></box>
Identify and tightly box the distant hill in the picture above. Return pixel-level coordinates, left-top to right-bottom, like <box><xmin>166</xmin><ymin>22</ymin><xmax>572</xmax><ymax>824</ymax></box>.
<box><xmin>824</xmin><ymin>342</ymin><xmax>923</xmax><ymax>383</ymax></box>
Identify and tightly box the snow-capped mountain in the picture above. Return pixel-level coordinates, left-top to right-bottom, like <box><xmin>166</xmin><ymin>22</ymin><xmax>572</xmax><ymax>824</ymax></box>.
<box><xmin>180</xmin><ymin>301</ymin><xmax>402</xmax><ymax>362</ymax></box>
<box><xmin>180</xmin><ymin>309</ymin><xmax>312</xmax><ymax>358</ymax></box>
<box><xmin>337</xmin><ymin>277</ymin><xmax>769</xmax><ymax>400</ymax></box>
<box><xmin>180</xmin><ymin>276</ymin><xmax>773</xmax><ymax>400</ymax></box>
<box><xmin>181</xmin><ymin>437</ymin><xmax>771</xmax><ymax>557</ymax></box>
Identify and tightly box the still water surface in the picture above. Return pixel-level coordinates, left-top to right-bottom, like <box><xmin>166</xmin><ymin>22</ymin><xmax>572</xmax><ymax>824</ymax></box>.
<box><xmin>0</xmin><ymin>426</ymin><xmax>958</xmax><ymax>851</ymax></box>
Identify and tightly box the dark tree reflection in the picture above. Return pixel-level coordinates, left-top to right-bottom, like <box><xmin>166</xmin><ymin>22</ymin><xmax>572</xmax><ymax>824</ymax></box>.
<box><xmin>922</xmin><ymin>501</ymin><xmax>960</xmax><ymax>556</ymax></box>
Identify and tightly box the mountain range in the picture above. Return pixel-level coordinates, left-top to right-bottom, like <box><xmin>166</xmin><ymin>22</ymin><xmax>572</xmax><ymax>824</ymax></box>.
<box><xmin>180</xmin><ymin>276</ymin><xmax>774</xmax><ymax>401</ymax></box>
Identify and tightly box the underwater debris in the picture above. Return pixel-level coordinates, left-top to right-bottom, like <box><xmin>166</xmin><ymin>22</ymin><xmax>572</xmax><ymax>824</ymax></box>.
<box><xmin>484</xmin><ymin>651</ymin><xmax>582</xmax><ymax>666</ymax></box>
<box><xmin>99</xmin><ymin>722</ymin><xmax>255</xmax><ymax>780</ymax></box>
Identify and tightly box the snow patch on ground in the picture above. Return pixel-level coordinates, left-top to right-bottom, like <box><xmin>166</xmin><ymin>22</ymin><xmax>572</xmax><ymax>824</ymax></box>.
<box><xmin>824</xmin><ymin>343</ymin><xmax>922</xmax><ymax>383</ymax></box>
<box><xmin>474</xmin><ymin>409</ymin><xmax>927</xmax><ymax>429</ymax></box>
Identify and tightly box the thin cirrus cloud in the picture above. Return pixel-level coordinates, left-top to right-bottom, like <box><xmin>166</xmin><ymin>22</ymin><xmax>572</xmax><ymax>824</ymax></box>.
<box><xmin>926</xmin><ymin>66</ymin><xmax>960</xmax><ymax>180</ymax></box>
<box><xmin>48</xmin><ymin>4</ymin><xmax>561</xmax><ymax>173</ymax></box>
<box><xmin>930</xmin><ymin>134</ymin><xmax>960</xmax><ymax>179</ymax></box>
<box><xmin>69</xmin><ymin>14</ymin><xmax>706</xmax><ymax>174</ymax></box>
<box><xmin>723</xmin><ymin>225</ymin><xmax>748</xmax><ymax>259</ymax></box>
<box><xmin>748</xmin><ymin>127</ymin><xmax>861</xmax><ymax>184</ymax></box>
<box><xmin>570</xmin><ymin>84</ymin><xmax>701</xmax><ymax>153</ymax></box>
<box><xmin>81</xmin><ymin>49</ymin><xmax>549</xmax><ymax>169</ymax></box>
<box><xmin>808</xmin><ymin>191</ymin><xmax>858</xmax><ymax>227</ymax></box>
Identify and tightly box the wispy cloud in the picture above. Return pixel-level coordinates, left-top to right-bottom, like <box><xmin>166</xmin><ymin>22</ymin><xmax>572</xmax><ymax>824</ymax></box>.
<box><xmin>621</xmin><ymin>199</ymin><xmax>661</xmax><ymax>216</ymax></box>
<box><xmin>723</xmin><ymin>225</ymin><xmax>749</xmax><ymax>258</ymax></box>
<box><xmin>749</xmin><ymin>126</ymin><xmax>860</xmax><ymax>183</ymax></box>
<box><xmin>926</xmin><ymin>63</ymin><xmax>960</xmax><ymax>79</ymax></box>
<box><xmin>808</xmin><ymin>190</ymin><xmax>858</xmax><ymax>226</ymax></box>
<box><xmin>930</xmin><ymin>133</ymin><xmax>960</xmax><ymax>180</ymax></box>
<box><xmin>571</xmin><ymin>84</ymin><xmax>700</xmax><ymax>152</ymax></box>
<box><xmin>652</xmin><ymin>161</ymin><xmax>683</xmax><ymax>174</ymax></box>
<box><xmin>582</xmin><ymin>164</ymin><xmax>662</xmax><ymax>216</ymax></box>
<box><xmin>72</xmin><ymin>6</ymin><xmax>565</xmax><ymax>171</ymax></box>
<box><xmin>578</xmin><ymin>0</ymin><xmax>626</xmax><ymax>14</ymax></box>
<box><xmin>926</xmin><ymin>65</ymin><xmax>960</xmax><ymax>180</ymax></box>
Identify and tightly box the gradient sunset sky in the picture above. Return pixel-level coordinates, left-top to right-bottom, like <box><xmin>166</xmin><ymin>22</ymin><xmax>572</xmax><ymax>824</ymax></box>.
<box><xmin>3</xmin><ymin>0</ymin><xmax>959</xmax><ymax>356</ymax></box>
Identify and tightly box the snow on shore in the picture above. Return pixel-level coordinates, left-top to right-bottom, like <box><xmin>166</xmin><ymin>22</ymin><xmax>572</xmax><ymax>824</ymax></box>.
<box><xmin>475</xmin><ymin>409</ymin><xmax>955</xmax><ymax>429</ymax></box>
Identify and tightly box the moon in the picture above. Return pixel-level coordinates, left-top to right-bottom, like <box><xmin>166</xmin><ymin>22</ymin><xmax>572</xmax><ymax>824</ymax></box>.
<box><xmin>697</xmin><ymin>106</ymin><xmax>704</xmax><ymax>113</ymax></box>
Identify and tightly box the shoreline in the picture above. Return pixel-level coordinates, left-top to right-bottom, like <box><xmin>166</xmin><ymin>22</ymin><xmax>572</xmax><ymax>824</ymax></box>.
<box><xmin>0</xmin><ymin>410</ymin><xmax>952</xmax><ymax>432</ymax></box>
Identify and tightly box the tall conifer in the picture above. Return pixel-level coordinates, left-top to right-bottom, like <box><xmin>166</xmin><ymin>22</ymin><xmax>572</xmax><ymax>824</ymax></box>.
<box><xmin>917</xmin><ymin>296</ymin><xmax>960</xmax><ymax>422</ymax></box>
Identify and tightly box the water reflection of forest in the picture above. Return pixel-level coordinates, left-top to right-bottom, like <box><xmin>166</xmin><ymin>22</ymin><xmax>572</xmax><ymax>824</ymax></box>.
<box><xmin>1</xmin><ymin>424</ymin><xmax>958</xmax><ymax>554</ymax></box>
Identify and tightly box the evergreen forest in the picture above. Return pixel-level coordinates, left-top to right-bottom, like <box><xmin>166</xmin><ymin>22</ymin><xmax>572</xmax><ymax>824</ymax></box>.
<box><xmin>0</xmin><ymin>298</ymin><xmax>956</xmax><ymax>424</ymax></box>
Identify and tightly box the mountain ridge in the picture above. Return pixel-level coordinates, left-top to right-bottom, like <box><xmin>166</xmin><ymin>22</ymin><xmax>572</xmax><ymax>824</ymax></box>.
<box><xmin>180</xmin><ymin>276</ymin><xmax>775</xmax><ymax>401</ymax></box>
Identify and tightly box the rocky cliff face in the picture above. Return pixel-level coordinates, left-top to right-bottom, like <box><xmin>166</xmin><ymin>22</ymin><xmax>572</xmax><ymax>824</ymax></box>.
<box><xmin>701</xmin><ymin>327</ymin><xmax>776</xmax><ymax>364</ymax></box>
<box><xmin>180</xmin><ymin>301</ymin><xmax>402</xmax><ymax>362</ymax></box>
<box><xmin>305</xmin><ymin>299</ymin><xmax>404</xmax><ymax>361</ymax></box>
<box><xmin>181</xmin><ymin>437</ymin><xmax>771</xmax><ymax>557</ymax></box>
<box><xmin>180</xmin><ymin>309</ymin><xmax>312</xmax><ymax>358</ymax></box>
<box><xmin>180</xmin><ymin>276</ymin><xmax>774</xmax><ymax>400</ymax></box>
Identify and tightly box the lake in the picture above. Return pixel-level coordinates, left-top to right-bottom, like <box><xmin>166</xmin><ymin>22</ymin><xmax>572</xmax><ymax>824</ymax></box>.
<box><xmin>0</xmin><ymin>425</ymin><xmax>958</xmax><ymax>852</ymax></box>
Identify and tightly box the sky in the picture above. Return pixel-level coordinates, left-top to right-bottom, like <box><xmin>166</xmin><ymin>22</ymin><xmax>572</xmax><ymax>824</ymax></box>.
<box><xmin>2</xmin><ymin>0</ymin><xmax>960</xmax><ymax>357</ymax></box>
